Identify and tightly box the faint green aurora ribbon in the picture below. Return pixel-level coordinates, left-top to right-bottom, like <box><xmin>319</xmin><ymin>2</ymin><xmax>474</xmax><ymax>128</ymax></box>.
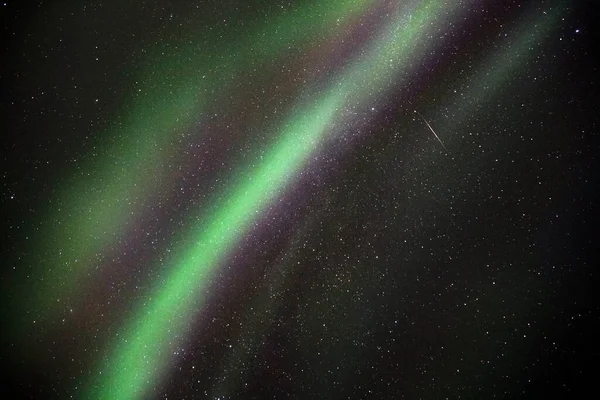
<box><xmin>84</xmin><ymin>1</ymin><xmax>478</xmax><ymax>398</ymax></box>
<box><xmin>27</xmin><ymin>0</ymin><xmax>375</xmax><ymax>322</ymax></box>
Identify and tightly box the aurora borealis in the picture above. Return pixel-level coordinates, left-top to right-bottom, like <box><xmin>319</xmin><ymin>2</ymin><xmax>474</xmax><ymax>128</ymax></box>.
<box><xmin>1</xmin><ymin>0</ymin><xmax>598</xmax><ymax>399</ymax></box>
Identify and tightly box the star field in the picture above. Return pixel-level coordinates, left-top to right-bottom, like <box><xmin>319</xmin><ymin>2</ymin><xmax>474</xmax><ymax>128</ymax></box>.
<box><xmin>1</xmin><ymin>1</ymin><xmax>598</xmax><ymax>399</ymax></box>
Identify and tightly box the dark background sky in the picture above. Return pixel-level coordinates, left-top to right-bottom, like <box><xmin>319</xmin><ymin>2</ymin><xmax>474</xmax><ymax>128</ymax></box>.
<box><xmin>1</xmin><ymin>1</ymin><xmax>599</xmax><ymax>399</ymax></box>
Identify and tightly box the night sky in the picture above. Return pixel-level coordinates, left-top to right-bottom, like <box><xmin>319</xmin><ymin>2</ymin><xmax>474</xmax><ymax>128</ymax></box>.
<box><xmin>1</xmin><ymin>1</ymin><xmax>598</xmax><ymax>399</ymax></box>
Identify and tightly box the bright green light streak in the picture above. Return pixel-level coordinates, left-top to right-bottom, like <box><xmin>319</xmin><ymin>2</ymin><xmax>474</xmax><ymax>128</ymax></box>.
<box><xmin>86</xmin><ymin>89</ymin><xmax>345</xmax><ymax>400</ymax></box>
<box><xmin>85</xmin><ymin>0</ymin><xmax>468</xmax><ymax>398</ymax></box>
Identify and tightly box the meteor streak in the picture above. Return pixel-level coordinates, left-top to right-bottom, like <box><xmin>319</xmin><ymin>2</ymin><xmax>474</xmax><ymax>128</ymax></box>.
<box><xmin>416</xmin><ymin>110</ymin><xmax>447</xmax><ymax>152</ymax></box>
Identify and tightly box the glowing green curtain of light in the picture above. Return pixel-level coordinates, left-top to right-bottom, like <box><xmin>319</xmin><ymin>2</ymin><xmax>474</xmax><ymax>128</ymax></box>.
<box><xmin>85</xmin><ymin>88</ymin><xmax>345</xmax><ymax>400</ymax></box>
<box><xmin>84</xmin><ymin>0</ymin><xmax>466</xmax><ymax>398</ymax></box>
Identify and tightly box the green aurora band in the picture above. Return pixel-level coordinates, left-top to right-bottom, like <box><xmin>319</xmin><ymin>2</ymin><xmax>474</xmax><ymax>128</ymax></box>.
<box><xmin>78</xmin><ymin>1</ymin><xmax>566</xmax><ymax>399</ymax></box>
<box><xmin>83</xmin><ymin>1</ymin><xmax>470</xmax><ymax>398</ymax></box>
